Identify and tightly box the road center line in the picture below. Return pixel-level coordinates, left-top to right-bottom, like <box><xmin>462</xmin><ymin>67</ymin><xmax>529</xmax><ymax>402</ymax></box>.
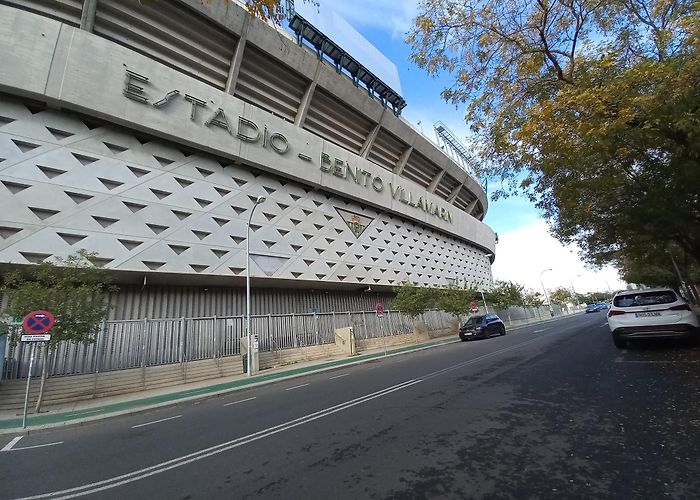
<box><xmin>131</xmin><ymin>415</ymin><xmax>182</xmax><ymax>429</ymax></box>
<box><xmin>223</xmin><ymin>397</ymin><xmax>257</xmax><ymax>407</ymax></box>
<box><xmin>1</xmin><ymin>436</ymin><xmax>23</xmax><ymax>452</ymax></box>
<box><xmin>329</xmin><ymin>373</ymin><xmax>349</xmax><ymax>380</ymax></box>
<box><xmin>285</xmin><ymin>383</ymin><xmax>310</xmax><ymax>391</ymax></box>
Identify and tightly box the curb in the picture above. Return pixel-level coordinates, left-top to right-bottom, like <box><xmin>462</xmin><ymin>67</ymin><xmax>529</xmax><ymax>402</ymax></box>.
<box><xmin>0</xmin><ymin>336</ymin><xmax>459</xmax><ymax>434</ymax></box>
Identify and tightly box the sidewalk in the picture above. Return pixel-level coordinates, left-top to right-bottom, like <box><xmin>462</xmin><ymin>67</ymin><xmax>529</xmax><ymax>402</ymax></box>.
<box><xmin>0</xmin><ymin>313</ymin><xmax>574</xmax><ymax>434</ymax></box>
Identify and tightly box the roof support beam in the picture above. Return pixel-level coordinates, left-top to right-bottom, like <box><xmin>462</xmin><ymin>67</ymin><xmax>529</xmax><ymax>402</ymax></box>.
<box><xmin>225</xmin><ymin>16</ymin><xmax>250</xmax><ymax>95</ymax></box>
<box><xmin>393</xmin><ymin>146</ymin><xmax>413</xmax><ymax>176</ymax></box>
<box><xmin>295</xmin><ymin>62</ymin><xmax>322</xmax><ymax>127</ymax></box>
<box><xmin>427</xmin><ymin>170</ymin><xmax>445</xmax><ymax>194</ymax></box>
<box><xmin>360</xmin><ymin>121</ymin><xmax>381</xmax><ymax>159</ymax></box>
<box><xmin>80</xmin><ymin>0</ymin><xmax>97</xmax><ymax>32</ymax></box>
<box><xmin>447</xmin><ymin>183</ymin><xmax>463</xmax><ymax>204</ymax></box>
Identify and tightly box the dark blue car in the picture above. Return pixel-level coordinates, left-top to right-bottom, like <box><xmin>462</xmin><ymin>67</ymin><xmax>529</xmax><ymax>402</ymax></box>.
<box><xmin>459</xmin><ymin>314</ymin><xmax>506</xmax><ymax>341</ymax></box>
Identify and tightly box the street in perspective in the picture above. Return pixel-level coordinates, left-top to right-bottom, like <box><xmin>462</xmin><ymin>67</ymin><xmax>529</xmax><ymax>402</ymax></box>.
<box><xmin>2</xmin><ymin>313</ymin><xmax>700</xmax><ymax>499</ymax></box>
<box><xmin>1</xmin><ymin>0</ymin><xmax>699</xmax><ymax>499</ymax></box>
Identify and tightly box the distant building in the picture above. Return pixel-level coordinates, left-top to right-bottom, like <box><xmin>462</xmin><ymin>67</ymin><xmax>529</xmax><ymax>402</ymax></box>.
<box><xmin>0</xmin><ymin>0</ymin><xmax>495</xmax><ymax>319</ymax></box>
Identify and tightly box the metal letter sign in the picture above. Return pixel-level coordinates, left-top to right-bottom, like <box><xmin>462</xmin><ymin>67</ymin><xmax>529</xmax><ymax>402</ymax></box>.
<box><xmin>375</xmin><ymin>302</ymin><xmax>384</xmax><ymax>317</ymax></box>
<box><xmin>21</xmin><ymin>310</ymin><xmax>55</xmax><ymax>342</ymax></box>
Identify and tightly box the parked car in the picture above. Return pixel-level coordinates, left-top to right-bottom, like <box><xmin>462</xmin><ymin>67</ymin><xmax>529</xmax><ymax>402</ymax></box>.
<box><xmin>459</xmin><ymin>314</ymin><xmax>506</xmax><ymax>341</ymax></box>
<box><xmin>607</xmin><ymin>288</ymin><xmax>699</xmax><ymax>348</ymax></box>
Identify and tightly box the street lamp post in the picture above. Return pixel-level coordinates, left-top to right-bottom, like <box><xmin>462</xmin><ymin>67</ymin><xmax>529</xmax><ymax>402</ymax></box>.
<box><xmin>540</xmin><ymin>268</ymin><xmax>554</xmax><ymax>317</ymax></box>
<box><xmin>246</xmin><ymin>195</ymin><xmax>266</xmax><ymax>377</ymax></box>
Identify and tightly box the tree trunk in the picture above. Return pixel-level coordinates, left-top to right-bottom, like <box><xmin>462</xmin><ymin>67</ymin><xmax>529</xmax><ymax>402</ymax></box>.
<box><xmin>34</xmin><ymin>342</ymin><xmax>50</xmax><ymax>414</ymax></box>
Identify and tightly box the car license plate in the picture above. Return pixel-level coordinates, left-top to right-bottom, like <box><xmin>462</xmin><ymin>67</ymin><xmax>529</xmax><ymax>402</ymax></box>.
<box><xmin>635</xmin><ymin>312</ymin><xmax>661</xmax><ymax>317</ymax></box>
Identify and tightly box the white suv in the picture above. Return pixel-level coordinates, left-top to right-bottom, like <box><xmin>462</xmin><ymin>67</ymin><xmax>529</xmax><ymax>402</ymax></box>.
<box><xmin>607</xmin><ymin>288</ymin><xmax>699</xmax><ymax>348</ymax></box>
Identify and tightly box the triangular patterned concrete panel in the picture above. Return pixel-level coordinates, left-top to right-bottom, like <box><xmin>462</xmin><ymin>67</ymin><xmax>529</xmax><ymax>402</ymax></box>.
<box><xmin>153</xmin><ymin>155</ymin><xmax>174</xmax><ymax>167</ymax></box>
<box><xmin>13</xmin><ymin>139</ymin><xmax>41</xmax><ymax>153</ymax></box>
<box><xmin>232</xmin><ymin>205</ymin><xmax>247</xmax><ymax>215</ymax></box>
<box><xmin>93</xmin><ymin>216</ymin><xmax>118</xmax><ymax>228</ymax></box>
<box><xmin>147</xmin><ymin>224</ymin><xmax>169</xmax><ymax>234</ymax></box>
<box><xmin>230</xmin><ymin>236</ymin><xmax>245</xmax><ymax>245</ymax></box>
<box><xmin>195</xmin><ymin>198</ymin><xmax>212</xmax><ymax>207</ymax></box>
<box><xmin>232</xmin><ymin>177</ymin><xmax>247</xmax><ymax>187</ymax></box>
<box><xmin>229</xmin><ymin>267</ymin><xmax>245</xmax><ymax>275</ymax></box>
<box><xmin>29</xmin><ymin>207</ymin><xmax>59</xmax><ymax>220</ymax></box>
<box><xmin>127</xmin><ymin>166</ymin><xmax>150</xmax><ymax>177</ymax></box>
<box><xmin>143</xmin><ymin>261</ymin><xmax>165</xmax><ymax>270</ymax></box>
<box><xmin>290</xmin><ymin>194</ymin><xmax>301</xmax><ymax>201</ymax></box>
<box><xmin>58</xmin><ymin>232</ymin><xmax>88</xmax><ymax>245</ymax></box>
<box><xmin>123</xmin><ymin>201</ymin><xmax>146</xmax><ymax>212</ymax></box>
<box><xmin>72</xmin><ymin>152</ymin><xmax>99</xmax><ymax>165</ymax></box>
<box><xmin>20</xmin><ymin>251</ymin><xmax>52</xmax><ymax>263</ymax></box>
<box><xmin>88</xmin><ymin>257</ymin><xmax>114</xmax><ymax>268</ymax></box>
<box><xmin>169</xmin><ymin>244</ymin><xmax>189</xmax><ymax>255</ymax></box>
<box><xmin>172</xmin><ymin>210</ymin><xmax>192</xmax><ymax>220</ymax></box>
<box><xmin>98</xmin><ymin>178</ymin><xmax>123</xmax><ymax>190</ymax></box>
<box><xmin>118</xmin><ymin>239</ymin><xmax>143</xmax><ymax>251</ymax></box>
<box><xmin>0</xmin><ymin>226</ymin><xmax>22</xmax><ymax>239</ymax></box>
<box><xmin>46</xmin><ymin>127</ymin><xmax>75</xmax><ymax>141</ymax></box>
<box><xmin>250</xmin><ymin>224</ymin><xmax>262</xmax><ymax>232</ymax></box>
<box><xmin>175</xmin><ymin>177</ymin><xmax>194</xmax><ymax>188</ymax></box>
<box><xmin>213</xmin><ymin>217</ymin><xmax>229</xmax><ymax>227</ymax></box>
<box><xmin>2</xmin><ymin>180</ymin><xmax>31</xmax><ymax>193</ymax></box>
<box><xmin>192</xmin><ymin>230</ymin><xmax>211</xmax><ymax>240</ymax></box>
<box><xmin>211</xmin><ymin>249</ymin><xmax>228</xmax><ymax>259</ymax></box>
<box><xmin>103</xmin><ymin>142</ymin><xmax>128</xmax><ymax>154</ymax></box>
<box><xmin>150</xmin><ymin>188</ymin><xmax>171</xmax><ymax>200</ymax></box>
<box><xmin>214</xmin><ymin>187</ymin><xmax>231</xmax><ymax>197</ymax></box>
<box><xmin>37</xmin><ymin>165</ymin><xmax>66</xmax><ymax>179</ymax></box>
<box><xmin>196</xmin><ymin>167</ymin><xmax>213</xmax><ymax>178</ymax></box>
<box><xmin>251</xmin><ymin>253</ymin><xmax>289</xmax><ymax>276</ymax></box>
<box><xmin>190</xmin><ymin>264</ymin><xmax>208</xmax><ymax>273</ymax></box>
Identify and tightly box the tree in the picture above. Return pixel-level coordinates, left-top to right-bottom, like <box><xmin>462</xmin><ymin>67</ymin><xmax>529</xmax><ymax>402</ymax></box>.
<box><xmin>549</xmin><ymin>287</ymin><xmax>574</xmax><ymax>306</ymax></box>
<box><xmin>393</xmin><ymin>282</ymin><xmax>437</xmax><ymax>319</ymax></box>
<box><xmin>436</xmin><ymin>285</ymin><xmax>477</xmax><ymax>319</ymax></box>
<box><xmin>408</xmin><ymin>1</ymin><xmax>700</xmax><ymax>267</ymax></box>
<box><xmin>522</xmin><ymin>289</ymin><xmax>544</xmax><ymax>307</ymax></box>
<box><xmin>1</xmin><ymin>251</ymin><xmax>113</xmax><ymax>412</ymax></box>
<box><xmin>487</xmin><ymin>281</ymin><xmax>524</xmax><ymax>322</ymax></box>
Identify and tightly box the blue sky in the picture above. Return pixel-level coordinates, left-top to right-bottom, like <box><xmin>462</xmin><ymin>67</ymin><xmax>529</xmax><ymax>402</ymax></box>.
<box><xmin>287</xmin><ymin>0</ymin><xmax>626</xmax><ymax>294</ymax></box>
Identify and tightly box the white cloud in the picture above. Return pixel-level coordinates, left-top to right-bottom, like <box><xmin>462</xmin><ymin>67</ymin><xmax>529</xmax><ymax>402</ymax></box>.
<box><xmin>314</xmin><ymin>0</ymin><xmax>418</xmax><ymax>38</ymax></box>
<box><xmin>491</xmin><ymin>220</ymin><xmax>626</xmax><ymax>295</ymax></box>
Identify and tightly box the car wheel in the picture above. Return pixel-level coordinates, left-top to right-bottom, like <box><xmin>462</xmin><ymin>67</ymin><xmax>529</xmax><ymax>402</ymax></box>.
<box><xmin>460</xmin><ymin>336</ymin><xmax>467</xmax><ymax>342</ymax></box>
<box><xmin>499</xmin><ymin>326</ymin><xmax>506</xmax><ymax>336</ymax></box>
<box><xmin>613</xmin><ymin>335</ymin><xmax>627</xmax><ymax>349</ymax></box>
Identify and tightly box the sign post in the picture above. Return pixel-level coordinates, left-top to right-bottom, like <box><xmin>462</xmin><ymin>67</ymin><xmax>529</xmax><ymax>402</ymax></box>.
<box><xmin>375</xmin><ymin>303</ymin><xmax>386</xmax><ymax>356</ymax></box>
<box><xmin>20</xmin><ymin>310</ymin><xmax>55</xmax><ymax>428</ymax></box>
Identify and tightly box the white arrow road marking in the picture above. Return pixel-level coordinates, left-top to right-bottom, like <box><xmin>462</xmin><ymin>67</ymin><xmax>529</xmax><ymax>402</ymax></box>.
<box><xmin>2</xmin><ymin>436</ymin><xmax>23</xmax><ymax>452</ymax></box>
<box><xmin>223</xmin><ymin>397</ymin><xmax>257</xmax><ymax>407</ymax></box>
<box><xmin>131</xmin><ymin>415</ymin><xmax>182</xmax><ymax>429</ymax></box>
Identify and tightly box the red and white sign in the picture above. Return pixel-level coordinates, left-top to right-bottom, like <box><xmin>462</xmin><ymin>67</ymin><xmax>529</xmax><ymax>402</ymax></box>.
<box><xmin>21</xmin><ymin>310</ymin><xmax>55</xmax><ymax>342</ymax></box>
<box><xmin>469</xmin><ymin>300</ymin><xmax>479</xmax><ymax>312</ymax></box>
<box><xmin>375</xmin><ymin>302</ymin><xmax>384</xmax><ymax>317</ymax></box>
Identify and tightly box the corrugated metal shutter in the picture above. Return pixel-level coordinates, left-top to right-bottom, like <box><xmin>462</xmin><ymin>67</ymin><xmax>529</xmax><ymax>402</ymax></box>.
<box><xmin>304</xmin><ymin>88</ymin><xmax>373</xmax><ymax>155</ymax></box>
<box><xmin>368</xmin><ymin>128</ymin><xmax>406</xmax><ymax>172</ymax></box>
<box><xmin>1</xmin><ymin>0</ymin><xmax>82</xmax><ymax>26</ymax></box>
<box><xmin>234</xmin><ymin>44</ymin><xmax>309</xmax><ymax>122</ymax></box>
<box><xmin>93</xmin><ymin>0</ymin><xmax>236</xmax><ymax>90</ymax></box>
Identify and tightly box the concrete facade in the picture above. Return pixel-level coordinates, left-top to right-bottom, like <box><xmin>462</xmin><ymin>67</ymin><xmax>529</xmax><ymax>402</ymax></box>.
<box><xmin>0</xmin><ymin>1</ymin><xmax>496</xmax><ymax>317</ymax></box>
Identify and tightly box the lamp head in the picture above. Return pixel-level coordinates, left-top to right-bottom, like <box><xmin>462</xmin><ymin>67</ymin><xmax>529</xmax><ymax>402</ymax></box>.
<box><xmin>255</xmin><ymin>196</ymin><xmax>266</xmax><ymax>204</ymax></box>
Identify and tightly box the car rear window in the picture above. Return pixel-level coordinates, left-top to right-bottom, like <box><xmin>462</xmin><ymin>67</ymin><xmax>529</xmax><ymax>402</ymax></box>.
<box><xmin>466</xmin><ymin>316</ymin><xmax>484</xmax><ymax>325</ymax></box>
<box><xmin>613</xmin><ymin>291</ymin><xmax>677</xmax><ymax>308</ymax></box>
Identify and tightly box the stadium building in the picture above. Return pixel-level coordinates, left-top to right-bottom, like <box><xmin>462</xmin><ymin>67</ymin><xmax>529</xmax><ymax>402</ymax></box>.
<box><xmin>0</xmin><ymin>0</ymin><xmax>496</xmax><ymax>320</ymax></box>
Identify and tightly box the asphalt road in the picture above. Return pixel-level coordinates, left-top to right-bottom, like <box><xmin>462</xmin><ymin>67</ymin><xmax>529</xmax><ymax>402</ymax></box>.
<box><xmin>2</xmin><ymin>313</ymin><xmax>700</xmax><ymax>500</ymax></box>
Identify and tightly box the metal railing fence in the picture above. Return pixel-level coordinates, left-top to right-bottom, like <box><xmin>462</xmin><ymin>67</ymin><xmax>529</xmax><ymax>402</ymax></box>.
<box><xmin>1</xmin><ymin>309</ymin><xmax>451</xmax><ymax>380</ymax></box>
<box><xmin>2</xmin><ymin>305</ymin><xmax>576</xmax><ymax>380</ymax></box>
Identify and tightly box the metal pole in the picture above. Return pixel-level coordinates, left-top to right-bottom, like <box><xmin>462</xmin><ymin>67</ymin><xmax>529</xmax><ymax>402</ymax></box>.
<box><xmin>540</xmin><ymin>268</ymin><xmax>553</xmax><ymax>317</ymax></box>
<box><xmin>480</xmin><ymin>290</ymin><xmax>489</xmax><ymax>314</ymax></box>
<box><xmin>246</xmin><ymin>196</ymin><xmax>265</xmax><ymax>377</ymax></box>
<box><xmin>22</xmin><ymin>343</ymin><xmax>37</xmax><ymax>429</ymax></box>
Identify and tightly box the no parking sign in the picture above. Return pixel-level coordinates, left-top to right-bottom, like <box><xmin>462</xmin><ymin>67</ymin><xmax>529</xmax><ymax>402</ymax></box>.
<box><xmin>21</xmin><ymin>310</ymin><xmax>55</xmax><ymax>342</ymax></box>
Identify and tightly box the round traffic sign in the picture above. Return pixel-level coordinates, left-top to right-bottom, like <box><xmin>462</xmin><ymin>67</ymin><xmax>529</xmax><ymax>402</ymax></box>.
<box><xmin>469</xmin><ymin>300</ymin><xmax>478</xmax><ymax>312</ymax></box>
<box><xmin>375</xmin><ymin>302</ymin><xmax>384</xmax><ymax>317</ymax></box>
<box><xmin>22</xmin><ymin>310</ymin><xmax>55</xmax><ymax>334</ymax></box>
